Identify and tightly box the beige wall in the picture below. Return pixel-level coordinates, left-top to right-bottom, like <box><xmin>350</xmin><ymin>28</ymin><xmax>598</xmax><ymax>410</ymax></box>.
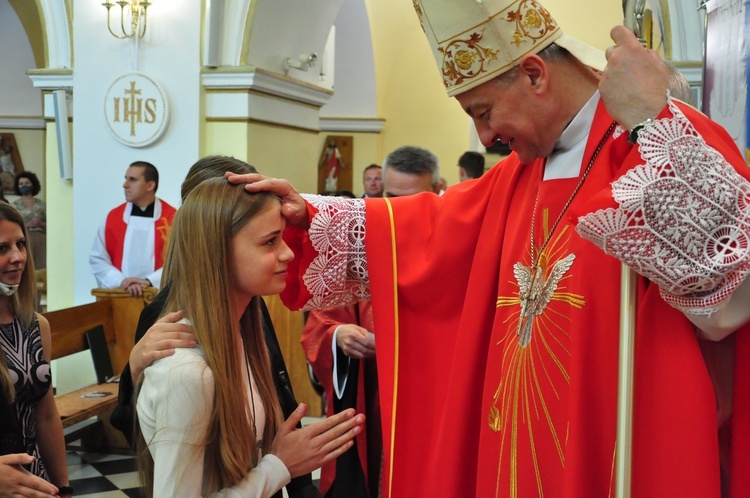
<box><xmin>366</xmin><ymin>0</ymin><xmax>471</xmax><ymax>187</ymax></box>
<box><xmin>44</xmin><ymin>121</ymin><xmax>74</xmax><ymax>311</ymax></box>
<box><xmin>545</xmin><ymin>1</ymin><xmax>622</xmax><ymax>50</ymax></box>
<box><xmin>205</xmin><ymin>120</ymin><xmax>384</xmax><ymax>197</ymax></box>
<box><xmin>246</xmin><ymin>123</ymin><xmax>321</xmax><ymax>195</ymax></box>
<box><xmin>204</xmin><ymin>121</ymin><xmax>251</xmax><ymax>171</ymax></box>
<box><xmin>44</xmin><ymin>120</ymin><xmax>86</xmax><ymax>393</ymax></box>
<box><xmin>343</xmin><ymin>132</ymin><xmax>382</xmax><ymax>196</ymax></box>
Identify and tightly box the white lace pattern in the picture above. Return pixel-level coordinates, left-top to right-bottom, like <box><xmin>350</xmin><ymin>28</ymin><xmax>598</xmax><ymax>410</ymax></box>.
<box><xmin>577</xmin><ymin>100</ymin><xmax>750</xmax><ymax>314</ymax></box>
<box><xmin>300</xmin><ymin>194</ymin><xmax>370</xmax><ymax>310</ymax></box>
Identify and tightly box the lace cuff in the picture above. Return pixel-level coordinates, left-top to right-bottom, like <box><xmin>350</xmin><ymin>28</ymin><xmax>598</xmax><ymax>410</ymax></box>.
<box><xmin>577</xmin><ymin>100</ymin><xmax>750</xmax><ymax>315</ymax></box>
<box><xmin>299</xmin><ymin>194</ymin><xmax>370</xmax><ymax>311</ymax></box>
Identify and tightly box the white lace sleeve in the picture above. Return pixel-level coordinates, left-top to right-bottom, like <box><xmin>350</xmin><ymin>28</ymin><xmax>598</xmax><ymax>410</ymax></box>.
<box><xmin>300</xmin><ymin>194</ymin><xmax>370</xmax><ymax>310</ymax></box>
<box><xmin>577</xmin><ymin>99</ymin><xmax>750</xmax><ymax>315</ymax></box>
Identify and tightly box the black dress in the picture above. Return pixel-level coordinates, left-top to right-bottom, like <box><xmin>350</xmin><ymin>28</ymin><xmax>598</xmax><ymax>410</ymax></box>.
<box><xmin>0</xmin><ymin>316</ymin><xmax>51</xmax><ymax>478</ymax></box>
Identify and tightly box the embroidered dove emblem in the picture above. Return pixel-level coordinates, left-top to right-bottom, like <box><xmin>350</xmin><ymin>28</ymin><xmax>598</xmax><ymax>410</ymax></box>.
<box><xmin>513</xmin><ymin>253</ymin><xmax>576</xmax><ymax>347</ymax></box>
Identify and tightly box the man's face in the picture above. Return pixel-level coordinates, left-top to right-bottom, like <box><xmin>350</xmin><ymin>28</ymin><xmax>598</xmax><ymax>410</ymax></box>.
<box><xmin>455</xmin><ymin>68</ymin><xmax>555</xmax><ymax>165</ymax></box>
<box><xmin>122</xmin><ymin>166</ymin><xmax>154</xmax><ymax>206</ymax></box>
<box><xmin>363</xmin><ymin>168</ymin><xmax>383</xmax><ymax>197</ymax></box>
<box><xmin>383</xmin><ymin>169</ymin><xmax>435</xmax><ymax>197</ymax></box>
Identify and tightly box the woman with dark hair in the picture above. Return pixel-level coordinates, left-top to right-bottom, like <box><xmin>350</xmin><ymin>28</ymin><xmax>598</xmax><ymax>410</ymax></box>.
<box><xmin>12</xmin><ymin>172</ymin><xmax>46</xmax><ymax>270</ymax></box>
<box><xmin>0</xmin><ymin>203</ymin><xmax>69</xmax><ymax>497</ymax></box>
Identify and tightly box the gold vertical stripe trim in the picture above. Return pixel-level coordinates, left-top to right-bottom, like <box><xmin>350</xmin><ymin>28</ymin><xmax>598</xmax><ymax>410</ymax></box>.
<box><xmin>384</xmin><ymin>198</ymin><xmax>400</xmax><ymax>498</ymax></box>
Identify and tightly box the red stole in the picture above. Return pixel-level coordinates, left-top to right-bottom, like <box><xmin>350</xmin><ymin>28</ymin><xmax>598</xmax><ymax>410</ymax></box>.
<box><xmin>104</xmin><ymin>200</ymin><xmax>176</xmax><ymax>271</ymax></box>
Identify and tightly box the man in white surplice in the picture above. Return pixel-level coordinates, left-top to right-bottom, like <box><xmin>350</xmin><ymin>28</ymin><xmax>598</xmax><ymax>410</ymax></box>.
<box><xmin>89</xmin><ymin>161</ymin><xmax>176</xmax><ymax>297</ymax></box>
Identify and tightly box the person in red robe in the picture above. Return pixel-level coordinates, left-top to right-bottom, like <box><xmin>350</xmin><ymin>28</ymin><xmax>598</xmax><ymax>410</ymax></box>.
<box><xmin>301</xmin><ymin>145</ymin><xmax>441</xmax><ymax>497</ymax></box>
<box><xmin>302</xmin><ymin>302</ymin><xmax>379</xmax><ymax>498</ymax></box>
<box><xmin>230</xmin><ymin>1</ymin><xmax>750</xmax><ymax>496</ymax></box>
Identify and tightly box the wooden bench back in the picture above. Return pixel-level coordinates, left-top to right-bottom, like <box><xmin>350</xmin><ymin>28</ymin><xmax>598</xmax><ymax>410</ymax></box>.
<box><xmin>47</xmin><ymin>300</ymin><xmax>115</xmax><ymax>360</ymax></box>
<box><xmin>46</xmin><ymin>288</ymin><xmax>157</xmax><ymax>374</ymax></box>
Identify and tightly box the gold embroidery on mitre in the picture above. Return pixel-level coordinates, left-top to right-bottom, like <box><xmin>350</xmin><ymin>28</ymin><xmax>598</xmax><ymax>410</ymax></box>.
<box><xmin>439</xmin><ymin>31</ymin><xmax>499</xmax><ymax>88</ymax></box>
<box><xmin>412</xmin><ymin>0</ymin><xmax>425</xmax><ymax>32</ymax></box>
<box><xmin>505</xmin><ymin>0</ymin><xmax>558</xmax><ymax>47</ymax></box>
<box><xmin>436</xmin><ymin>0</ymin><xmax>560</xmax><ymax>90</ymax></box>
<box><xmin>491</xmin><ymin>222</ymin><xmax>585</xmax><ymax>497</ymax></box>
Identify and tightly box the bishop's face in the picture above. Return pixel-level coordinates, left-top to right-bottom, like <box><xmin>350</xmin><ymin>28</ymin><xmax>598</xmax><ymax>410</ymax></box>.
<box><xmin>455</xmin><ymin>68</ymin><xmax>558</xmax><ymax>165</ymax></box>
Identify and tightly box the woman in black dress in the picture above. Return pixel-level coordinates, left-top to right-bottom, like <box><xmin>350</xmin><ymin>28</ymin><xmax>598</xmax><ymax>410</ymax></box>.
<box><xmin>0</xmin><ymin>203</ymin><xmax>69</xmax><ymax>497</ymax></box>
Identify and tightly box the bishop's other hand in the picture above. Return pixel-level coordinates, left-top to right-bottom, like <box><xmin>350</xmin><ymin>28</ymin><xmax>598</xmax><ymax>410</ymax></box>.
<box><xmin>600</xmin><ymin>25</ymin><xmax>668</xmax><ymax>130</ymax></box>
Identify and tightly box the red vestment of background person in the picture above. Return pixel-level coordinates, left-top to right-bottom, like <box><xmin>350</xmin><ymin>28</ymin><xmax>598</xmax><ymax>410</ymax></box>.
<box><xmin>283</xmin><ymin>100</ymin><xmax>750</xmax><ymax>497</ymax></box>
<box><xmin>302</xmin><ymin>303</ymin><xmax>381</xmax><ymax>497</ymax></box>
<box><xmin>104</xmin><ymin>200</ymin><xmax>176</xmax><ymax>270</ymax></box>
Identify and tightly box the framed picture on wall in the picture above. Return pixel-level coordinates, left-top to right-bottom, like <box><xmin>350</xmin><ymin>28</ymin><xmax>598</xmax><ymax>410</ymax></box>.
<box><xmin>0</xmin><ymin>133</ymin><xmax>25</xmax><ymax>194</ymax></box>
<box><xmin>317</xmin><ymin>135</ymin><xmax>353</xmax><ymax>195</ymax></box>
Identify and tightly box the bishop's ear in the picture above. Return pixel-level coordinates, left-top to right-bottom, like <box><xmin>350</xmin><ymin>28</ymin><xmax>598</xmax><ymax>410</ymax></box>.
<box><xmin>518</xmin><ymin>55</ymin><xmax>547</xmax><ymax>92</ymax></box>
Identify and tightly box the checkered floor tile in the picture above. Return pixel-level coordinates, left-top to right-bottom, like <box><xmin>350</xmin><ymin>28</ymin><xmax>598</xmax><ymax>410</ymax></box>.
<box><xmin>66</xmin><ymin>449</ymin><xmax>142</xmax><ymax>497</ymax></box>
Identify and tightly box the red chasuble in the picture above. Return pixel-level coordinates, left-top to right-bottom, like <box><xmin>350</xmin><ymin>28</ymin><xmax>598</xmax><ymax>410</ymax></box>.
<box><xmin>104</xmin><ymin>200</ymin><xmax>176</xmax><ymax>271</ymax></box>
<box><xmin>283</xmin><ymin>101</ymin><xmax>750</xmax><ymax>497</ymax></box>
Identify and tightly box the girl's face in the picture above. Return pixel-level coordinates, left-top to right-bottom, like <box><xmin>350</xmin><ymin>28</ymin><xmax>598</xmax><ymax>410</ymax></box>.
<box><xmin>0</xmin><ymin>220</ymin><xmax>26</xmax><ymax>287</ymax></box>
<box><xmin>229</xmin><ymin>202</ymin><xmax>294</xmax><ymax>306</ymax></box>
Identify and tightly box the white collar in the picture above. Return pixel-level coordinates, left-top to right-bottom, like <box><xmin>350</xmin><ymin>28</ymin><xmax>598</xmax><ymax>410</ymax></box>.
<box><xmin>544</xmin><ymin>91</ymin><xmax>600</xmax><ymax>181</ymax></box>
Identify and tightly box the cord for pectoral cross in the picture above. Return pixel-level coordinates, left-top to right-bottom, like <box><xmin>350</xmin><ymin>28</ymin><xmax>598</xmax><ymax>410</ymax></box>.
<box><xmin>529</xmin><ymin>122</ymin><xmax>617</xmax><ymax>271</ymax></box>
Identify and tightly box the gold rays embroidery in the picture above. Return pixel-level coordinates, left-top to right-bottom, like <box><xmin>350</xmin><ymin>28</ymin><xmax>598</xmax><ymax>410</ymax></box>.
<box><xmin>491</xmin><ymin>216</ymin><xmax>585</xmax><ymax>498</ymax></box>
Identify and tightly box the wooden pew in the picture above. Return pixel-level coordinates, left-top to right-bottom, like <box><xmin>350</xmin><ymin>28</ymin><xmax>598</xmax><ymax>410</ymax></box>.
<box><xmin>47</xmin><ymin>288</ymin><xmax>157</xmax><ymax>432</ymax></box>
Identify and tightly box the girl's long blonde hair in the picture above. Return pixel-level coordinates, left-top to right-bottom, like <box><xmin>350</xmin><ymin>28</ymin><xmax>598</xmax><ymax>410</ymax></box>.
<box><xmin>0</xmin><ymin>203</ymin><xmax>37</xmax><ymax>402</ymax></box>
<box><xmin>137</xmin><ymin>178</ymin><xmax>283</xmax><ymax>495</ymax></box>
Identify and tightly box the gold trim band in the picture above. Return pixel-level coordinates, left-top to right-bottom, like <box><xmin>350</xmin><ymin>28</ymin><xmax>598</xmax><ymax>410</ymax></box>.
<box><xmin>384</xmin><ymin>198</ymin><xmax>400</xmax><ymax>498</ymax></box>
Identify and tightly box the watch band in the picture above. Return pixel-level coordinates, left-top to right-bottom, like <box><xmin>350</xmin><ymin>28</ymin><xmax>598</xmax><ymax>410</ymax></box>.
<box><xmin>627</xmin><ymin>117</ymin><xmax>654</xmax><ymax>145</ymax></box>
<box><xmin>57</xmin><ymin>485</ymin><xmax>74</xmax><ymax>495</ymax></box>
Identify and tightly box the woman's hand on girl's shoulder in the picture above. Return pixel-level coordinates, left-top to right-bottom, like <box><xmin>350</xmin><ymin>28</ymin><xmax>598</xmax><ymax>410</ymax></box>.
<box><xmin>270</xmin><ymin>403</ymin><xmax>365</xmax><ymax>478</ymax></box>
<box><xmin>130</xmin><ymin>310</ymin><xmax>197</xmax><ymax>380</ymax></box>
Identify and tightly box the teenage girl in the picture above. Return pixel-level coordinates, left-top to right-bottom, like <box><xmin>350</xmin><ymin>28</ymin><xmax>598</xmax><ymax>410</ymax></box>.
<box><xmin>136</xmin><ymin>178</ymin><xmax>363</xmax><ymax>497</ymax></box>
